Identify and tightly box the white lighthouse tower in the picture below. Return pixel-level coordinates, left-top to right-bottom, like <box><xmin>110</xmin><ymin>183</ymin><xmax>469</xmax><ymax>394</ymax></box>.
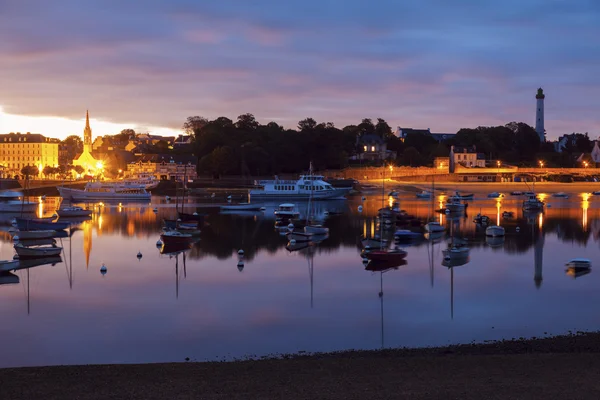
<box><xmin>535</xmin><ymin>88</ymin><xmax>545</xmax><ymax>142</ymax></box>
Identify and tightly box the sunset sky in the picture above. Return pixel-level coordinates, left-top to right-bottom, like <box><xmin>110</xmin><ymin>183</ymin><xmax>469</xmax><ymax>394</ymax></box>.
<box><xmin>0</xmin><ymin>0</ymin><xmax>599</xmax><ymax>140</ymax></box>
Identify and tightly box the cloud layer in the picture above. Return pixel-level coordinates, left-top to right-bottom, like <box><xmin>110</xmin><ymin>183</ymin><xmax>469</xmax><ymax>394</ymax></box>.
<box><xmin>1</xmin><ymin>0</ymin><xmax>599</xmax><ymax>138</ymax></box>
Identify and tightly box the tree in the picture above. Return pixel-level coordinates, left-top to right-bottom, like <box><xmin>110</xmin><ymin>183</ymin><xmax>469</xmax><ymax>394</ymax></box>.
<box><xmin>358</xmin><ymin>118</ymin><xmax>375</xmax><ymax>135</ymax></box>
<box><xmin>235</xmin><ymin>113</ymin><xmax>259</xmax><ymax>131</ymax></box>
<box><xmin>183</xmin><ymin>116</ymin><xmax>208</xmax><ymax>135</ymax></box>
<box><xmin>375</xmin><ymin>118</ymin><xmax>393</xmax><ymax>139</ymax></box>
<box><xmin>298</xmin><ymin>118</ymin><xmax>317</xmax><ymax>132</ymax></box>
<box><xmin>74</xmin><ymin>165</ymin><xmax>85</xmax><ymax>176</ymax></box>
<box><xmin>21</xmin><ymin>165</ymin><xmax>39</xmax><ymax>178</ymax></box>
<box><xmin>42</xmin><ymin>165</ymin><xmax>54</xmax><ymax>178</ymax></box>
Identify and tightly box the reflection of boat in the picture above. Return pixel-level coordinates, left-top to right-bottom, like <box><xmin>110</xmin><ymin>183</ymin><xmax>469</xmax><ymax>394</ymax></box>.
<box><xmin>565</xmin><ymin>258</ymin><xmax>591</xmax><ymax>269</ymax></box>
<box><xmin>485</xmin><ymin>225</ymin><xmax>505</xmax><ymax>237</ymax></box>
<box><xmin>13</xmin><ymin>256</ymin><xmax>62</xmax><ymax>270</ymax></box>
<box><xmin>502</xmin><ymin>211</ymin><xmax>514</xmax><ymax>219</ymax></box>
<box><xmin>566</xmin><ymin>267</ymin><xmax>591</xmax><ymax>279</ymax></box>
<box><xmin>473</xmin><ymin>213</ymin><xmax>490</xmax><ymax>225</ymax></box>
<box><xmin>486</xmin><ymin>236</ymin><xmax>505</xmax><ymax>248</ymax></box>
<box><xmin>442</xmin><ymin>255</ymin><xmax>470</xmax><ymax>268</ymax></box>
<box><xmin>0</xmin><ymin>271</ymin><xmax>19</xmax><ymax>284</ymax></box>
<box><xmin>510</xmin><ymin>191</ymin><xmax>523</xmax><ymax>196</ymax></box>
<box><xmin>304</xmin><ymin>164</ymin><xmax>331</xmax><ymax>236</ymax></box>
<box><xmin>286</xmin><ymin>231</ymin><xmax>313</xmax><ymax>242</ymax></box>
<box><xmin>0</xmin><ymin>260</ymin><xmax>20</xmax><ymax>271</ymax></box>
<box><xmin>360</xmin><ymin>236</ymin><xmax>387</xmax><ymax>249</ymax></box>
<box><xmin>445</xmin><ymin>194</ymin><xmax>466</xmax><ymax>212</ymax></box>
<box><xmin>274</xmin><ymin>203</ymin><xmax>300</xmax><ymax>220</ymax></box>
<box><xmin>160</xmin><ymin>242</ymin><xmax>192</xmax><ymax>255</ymax></box>
<box><xmin>394</xmin><ymin>230</ymin><xmax>422</xmax><ymax>240</ymax></box>
<box><xmin>487</xmin><ymin>192</ymin><xmax>503</xmax><ymax>198</ymax></box>
<box><xmin>0</xmin><ymin>200</ymin><xmax>37</xmax><ymax>213</ymax></box>
<box><xmin>220</xmin><ymin>203</ymin><xmax>263</xmax><ymax>211</ymax></box>
<box><xmin>13</xmin><ymin>238</ymin><xmax>57</xmax><ymax>247</ymax></box>
<box><xmin>57</xmin><ymin>206</ymin><xmax>93</xmax><ymax>218</ymax></box>
<box><xmin>286</xmin><ymin>241</ymin><xmax>312</xmax><ymax>252</ymax></box>
<box><xmin>14</xmin><ymin>243</ymin><xmax>63</xmax><ymax>258</ymax></box>
<box><xmin>456</xmin><ymin>193</ymin><xmax>474</xmax><ymax>200</ymax></box>
<box><xmin>425</xmin><ymin>222</ymin><xmax>445</xmax><ymax>233</ymax></box>
<box><xmin>552</xmin><ymin>192</ymin><xmax>569</xmax><ymax>198</ymax></box>
<box><xmin>250</xmin><ymin>171</ymin><xmax>350</xmax><ymax>200</ymax></box>
<box><xmin>365</xmin><ymin>258</ymin><xmax>407</xmax><ymax>272</ymax></box>
<box><xmin>15</xmin><ymin>218</ymin><xmax>70</xmax><ymax>231</ymax></box>
<box><xmin>58</xmin><ymin>182</ymin><xmax>151</xmax><ymax>202</ymax></box>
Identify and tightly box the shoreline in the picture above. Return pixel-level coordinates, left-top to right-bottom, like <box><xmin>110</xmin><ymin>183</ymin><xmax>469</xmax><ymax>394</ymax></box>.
<box><xmin>3</xmin><ymin>332</ymin><xmax>600</xmax><ymax>399</ymax></box>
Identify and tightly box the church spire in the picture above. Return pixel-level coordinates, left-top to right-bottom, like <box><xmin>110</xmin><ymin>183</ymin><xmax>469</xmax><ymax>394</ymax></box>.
<box><xmin>85</xmin><ymin>110</ymin><xmax>90</xmax><ymax>129</ymax></box>
<box><xmin>83</xmin><ymin>110</ymin><xmax>92</xmax><ymax>148</ymax></box>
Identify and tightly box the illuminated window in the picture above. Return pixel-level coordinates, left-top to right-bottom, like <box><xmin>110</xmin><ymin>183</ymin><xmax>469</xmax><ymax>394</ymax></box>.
<box><xmin>363</xmin><ymin>145</ymin><xmax>367</xmax><ymax>151</ymax></box>
<box><xmin>371</xmin><ymin>146</ymin><xmax>375</xmax><ymax>152</ymax></box>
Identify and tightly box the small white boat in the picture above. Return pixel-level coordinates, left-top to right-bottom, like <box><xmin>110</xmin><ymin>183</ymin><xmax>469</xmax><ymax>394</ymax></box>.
<box><xmin>552</xmin><ymin>192</ymin><xmax>569</xmax><ymax>198</ymax></box>
<box><xmin>12</xmin><ymin>230</ymin><xmax>58</xmax><ymax>240</ymax></box>
<box><xmin>14</xmin><ymin>243</ymin><xmax>63</xmax><ymax>258</ymax></box>
<box><xmin>416</xmin><ymin>191</ymin><xmax>432</xmax><ymax>199</ymax></box>
<box><xmin>443</xmin><ymin>246</ymin><xmax>470</xmax><ymax>260</ymax></box>
<box><xmin>523</xmin><ymin>194</ymin><xmax>544</xmax><ymax>211</ymax></box>
<box><xmin>424</xmin><ymin>221</ymin><xmax>445</xmax><ymax>233</ymax></box>
<box><xmin>0</xmin><ymin>260</ymin><xmax>20</xmax><ymax>272</ymax></box>
<box><xmin>502</xmin><ymin>211</ymin><xmax>514</xmax><ymax>219</ymax></box>
<box><xmin>286</xmin><ymin>231</ymin><xmax>313</xmax><ymax>242</ymax></box>
<box><xmin>593</xmin><ymin>191</ymin><xmax>600</xmax><ymax>196</ymax></box>
<box><xmin>487</xmin><ymin>192</ymin><xmax>503</xmax><ymax>198</ymax></box>
<box><xmin>360</xmin><ymin>237</ymin><xmax>387</xmax><ymax>248</ymax></box>
<box><xmin>485</xmin><ymin>225</ymin><xmax>505</xmax><ymax>237</ymax></box>
<box><xmin>56</xmin><ymin>206</ymin><xmax>93</xmax><ymax>218</ymax></box>
<box><xmin>274</xmin><ymin>203</ymin><xmax>300</xmax><ymax>220</ymax></box>
<box><xmin>388</xmin><ymin>191</ymin><xmax>399</xmax><ymax>198</ymax></box>
<box><xmin>565</xmin><ymin>258</ymin><xmax>591</xmax><ymax>269</ymax></box>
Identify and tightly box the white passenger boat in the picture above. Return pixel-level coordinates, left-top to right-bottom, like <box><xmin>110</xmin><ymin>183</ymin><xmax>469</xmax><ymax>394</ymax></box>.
<box><xmin>56</xmin><ymin>206</ymin><xmax>93</xmax><ymax>218</ymax></box>
<box><xmin>14</xmin><ymin>243</ymin><xmax>63</xmax><ymax>258</ymax></box>
<box><xmin>58</xmin><ymin>182</ymin><xmax>151</xmax><ymax>202</ymax></box>
<box><xmin>0</xmin><ymin>190</ymin><xmax>37</xmax><ymax>213</ymax></box>
<box><xmin>274</xmin><ymin>204</ymin><xmax>300</xmax><ymax>220</ymax></box>
<box><xmin>250</xmin><ymin>172</ymin><xmax>350</xmax><ymax>200</ymax></box>
<box><xmin>485</xmin><ymin>225</ymin><xmax>505</xmax><ymax>237</ymax></box>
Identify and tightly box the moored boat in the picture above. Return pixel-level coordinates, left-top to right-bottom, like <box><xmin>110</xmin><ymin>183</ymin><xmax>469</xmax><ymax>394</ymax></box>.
<box><xmin>485</xmin><ymin>225</ymin><xmax>505</xmax><ymax>237</ymax></box>
<box><xmin>14</xmin><ymin>243</ymin><xmax>63</xmax><ymax>258</ymax></box>
<box><xmin>58</xmin><ymin>182</ymin><xmax>151</xmax><ymax>202</ymax></box>
<box><xmin>57</xmin><ymin>206</ymin><xmax>92</xmax><ymax>218</ymax></box>
<box><xmin>286</xmin><ymin>231</ymin><xmax>313</xmax><ymax>242</ymax></box>
<box><xmin>416</xmin><ymin>191</ymin><xmax>432</xmax><ymax>199</ymax></box>
<box><xmin>364</xmin><ymin>248</ymin><xmax>407</xmax><ymax>262</ymax></box>
<box><xmin>15</xmin><ymin>217</ymin><xmax>70</xmax><ymax>231</ymax></box>
<box><xmin>445</xmin><ymin>194</ymin><xmax>466</xmax><ymax>212</ymax></box>
<box><xmin>394</xmin><ymin>230</ymin><xmax>422</xmax><ymax>240</ymax></box>
<box><xmin>274</xmin><ymin>203</ymin><xmax>300</xmax><ymax>220</ymax></box>
<box><xmin>220</xmin><ymin>203</ymin><xmax>263</xmax><ymax>211</ymax></box>
<box><xmin>250</xmin><ymin>170</ymin><xmax>350</xmax><ymax>201</ymax></box>
<box><xmin>522</xmin><ymin>194</ymin><xmax>544</xmax><ymax>211</ymax></box>
<box><xmin>487</xmin><ymin>192</ymin><xmax>503</xmax><ymax>198</ymax></box>
<box><xmin>424</xmin><ymin>221</ymin><xmax>445</xmax><ymax>233</ymax></box>
<box><xmin>552</xmin><ymin>192</ymin><xmax>569</xmax><ymax>198</ymax></box>
<box><xmin>11</xmin><ymin>230</ymin><xmax>58</xmax><ymax>240</ymax></box>
<box><xmin>0</xmin><ymin>259</ymin><xmax>20</xmax><ymax>272</ymax></box>
<box><xmin>160</xmin><ymin>230</ymin><xmax>193</xmax><ymax>245</ymax></box>
<box><xmin>565</xmin><ymin>258</ymin><xmax>591</xmax><ymax>269</ymax></box>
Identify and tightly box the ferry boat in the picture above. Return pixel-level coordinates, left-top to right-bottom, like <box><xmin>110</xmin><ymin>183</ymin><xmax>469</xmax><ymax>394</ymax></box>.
<box><xmin>250</xmin><ymin>173</ymin><xmax>350</xmax><ymax>200</ymax></box>
<box><xmin>58</xmin><ymin>182</ymin><xmax>151</xmax><ymax>202</ymax></box>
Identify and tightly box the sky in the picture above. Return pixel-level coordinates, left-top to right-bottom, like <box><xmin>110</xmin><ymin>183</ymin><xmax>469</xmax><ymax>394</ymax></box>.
<box><xmin>0</xmin><ymin>0</ymin><xmax>599</xmax><ymax>141</ymax></box>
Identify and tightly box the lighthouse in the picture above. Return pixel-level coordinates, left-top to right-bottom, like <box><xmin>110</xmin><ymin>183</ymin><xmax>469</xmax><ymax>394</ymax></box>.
<box><xmin>535</xmin><ymin>88</ymin><xmax>545</xmax><ymax>142</ymax></box>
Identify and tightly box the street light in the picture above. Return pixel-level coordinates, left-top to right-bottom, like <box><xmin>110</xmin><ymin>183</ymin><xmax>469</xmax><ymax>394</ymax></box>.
<box><xmin>583</xmin><ymin>161</ymin><xmax>589</xmax><ymax>168</ymax></box>
<box><xmin>539</xmin><ymin>160</ymin><xmax>544</xmax><ymax>168</ymax></box>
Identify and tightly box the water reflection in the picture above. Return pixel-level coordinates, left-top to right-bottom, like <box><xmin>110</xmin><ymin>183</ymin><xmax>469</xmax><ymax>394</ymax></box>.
<box><xmin>2</xmin><ymin>193</ymin><xmax>600</xmax><ymax>367</ymax></box>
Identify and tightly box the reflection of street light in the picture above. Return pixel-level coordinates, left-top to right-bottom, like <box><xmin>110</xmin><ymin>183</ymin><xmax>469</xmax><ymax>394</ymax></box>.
<box><xmin>583</xmin><ymin>161</ymin><xmax>589</xmax><ymax>168</ymax></box>
<box><xmin>539</xmin><ymin>160</ymin><xmax>544</xmax><ymax>168</ymax></box>
<box><xmin>497</xmin><ymin>160</ymin><xmax>501</xmax><ymax>182</ymax></box>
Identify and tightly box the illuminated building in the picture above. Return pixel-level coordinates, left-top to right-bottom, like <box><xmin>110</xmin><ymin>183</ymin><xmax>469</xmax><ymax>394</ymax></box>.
<box><xmin>0</xmin><ymin>132</ymin><xmax>59</xmax><ymax>177</ymax></box>
<box><xmin>127</xmin><ymin>154</ymin><xmax>197</xmax><ymax>181</ymax></box>
<box><xmin>73</xmin><ymin>111</ymin><xmax>102</xmax><ymax>176</ymax></box>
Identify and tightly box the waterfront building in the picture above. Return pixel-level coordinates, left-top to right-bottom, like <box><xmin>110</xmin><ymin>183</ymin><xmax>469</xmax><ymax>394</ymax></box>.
<box><xmin>535</xmin><ymin>88</ymin><xmax>546</xmax><ymax>142</ymax></box>
<box><xmin>354</xmin><ymin>134</ymin><xmax>395</xmax><ymax>161</ymax></box>
<box><xmin>395</xmin><ymin>127</ymin><xmax>456</xmax><ymax>143</ymax></box>
<box><xmin>73</xmin><ymin>111</ymin><xmax>102</xmax><ymax>175</ymax></box>
<box><xmin>449</xmin><ymin>145</ymin><xmax>485</xmax><ymax>173</ymax></box>
<box><xmin>0</xmin><ymin>132</ymin><xmax>59</xmax><ymax>177</ymax></box>
<box><xmin>127</xmin><ymin>154</ymin><xmax>197</xmax><ymax>181</ymax></box>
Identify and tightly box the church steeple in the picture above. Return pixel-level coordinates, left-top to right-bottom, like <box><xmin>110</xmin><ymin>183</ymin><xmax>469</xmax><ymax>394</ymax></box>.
<box><xmin>83</xmin><ymin>110</ymin><xmax>92</xmax><ymax>148</ymax></box>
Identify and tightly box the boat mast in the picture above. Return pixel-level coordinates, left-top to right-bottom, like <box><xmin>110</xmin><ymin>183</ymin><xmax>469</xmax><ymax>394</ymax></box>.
<box><xmin>306</xmin><ymin>162</ymin><xmax>313</xmax><ymax>226</ymax></box>
<box><xmin>379</xmin><ymin>271</ymin><xmax>384</xmax><ymax>349</ymax></box>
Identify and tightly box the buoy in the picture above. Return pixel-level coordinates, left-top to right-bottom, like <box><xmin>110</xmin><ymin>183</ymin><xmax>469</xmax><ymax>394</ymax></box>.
<box><xmin>238</xmin><ymin>249</ymin><xmax>244</xmax><ymax>256</ymax></box>
<box><xmin>12</xmin><ymin>235</ymin><xmax>19</xmax><ymax>241</ymax></box>
<box><xmin>547</xmin><ymin>204</ymin><xmax>552</xmax><ymax>208</ymax></box>
<box><xmin>153</xmin><ymin>208</ymin><xmax>158</xmax><ymax>213</ymax></box>
<box><xmin>100</xmin><ymin>263</ymin><xmax>107</xmax><ymax>275</ymax></box>
<box><xmin>137</xmin><ymin>251</ymin><xmax>142</xmax><ymax>260</ymax></box>
<box><xmin>445</xmin><ymin>209</ymin><xmax>450</xmax><ymax>214</ymax></box>
<box><xmin>156</xmin><ymin>240</ymin><xmax>163</xmax><ymax>247</ymax></box>
<box><xmin>362</xmin><ymin>258</ymin><xmax>369</xmax><ymax>265</ymax></box>
<box><xmin>362</xmin><ymin>196</ymin><xmax>366</xmax><ymax>201</ymax></box>
<box><xmin>324</xmin><ymin>211</ymin><xmax>330</xmax><ymax>216</ymax></box>
<box><xmin>260</xmin><ymin>207</ymin><xmax>266</xmax><ymax>211</ymax></box>
<box><xmin>516</xmin><ymin>227</ymin><xmax>521</xmax><ymax>232</ymax></box>
<box><xmin>193</xmin><ymin>212</ymin><xmax>198</xmax><ymax>216</ymax></box>
<box><xmin>237</xmin><ymin>261</ymin><xmax>244</xmax><ymax>271</ymax></box>
<box><xmin>177</xmin><ymin>218</ymin><xmax>182</xmax><ymax>222</ymax></box>
<box><xmin>165</xmin><ymin>196</ymin><xmax>171</xmax><ymax>201</ymax></box>
<box><xmin>287</xmin><ymin>223</ymin><xmax>294</xmax><ymax>230</ymax></box>
<box><xmin>358</xmin><ymin>205</ymin><xmax>363</xmax><ymax>212</ymax></box>
<box><xmin>227</xmin><ymin>195</ymin><xmax>232</xmax><ymax>200</ymax></box>
<box><xmin>290</xmin><ymin>239</ymin><xmax>297</xmax><ymax>245</ymax></box>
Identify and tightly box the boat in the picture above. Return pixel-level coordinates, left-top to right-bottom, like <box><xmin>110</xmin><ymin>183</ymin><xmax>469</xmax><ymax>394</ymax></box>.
<box><xmin>522</xmin><ymin>194</ymin><xmax>544</xmax><ymax>211</ymax></box>
<box><xmin>121</xmin><ymin>175</ymin><xmax>159</xmax><ymax>190</ymax></box>
<box><xmin>416</xmin><ymin>191</ymin><xmax>432</xmax><ymax>199</ymax></box>
<box><xmin>57</xmin><ymin>181</ymin><xmax>151</xmax><ymax>202</ymax></box>
<box><xmin>0</xmin><ymin>272</ymin><xmax>19</xmax><ymax>285</ymax></box>
<box><xmin>486</xmin><ymin>236</ymin><xmax>505</xmax><ymax>248</ymax></box>
<box><xmin>303</xmin><ymin>164</ymin><xmax>330</xmax><ymax>236</ymax></box>
<box><xmin>11</xmin><ymin>230</ymin><xmax>58</xmax><ymax>240</ymax></box>
<box><xmin>0</xmin><ymin>259</ymin><xmax>20</xmax><ymax>272</ymax></box>
<box><xmin>220</xmin><ymin>203</ymin><xmax>263</xmax><ymax>211</ymax></box>
<box><xmin>445</xmin><ymin>193</ymin><xmax>466</xmax><ymax>212</ymax></box>
<box><xmin>424</xmin><ymin>178</ymin><xmax>445</xmax><ymax>233</ymax></box>
<box><xmin>473</xmin><ymin>213</ymin><xmax>491</xmax><ymax>225</ymax></box>
<box><xmin>160</xmin><ymin>230</ymin><xmax>193</xmax><ymax>245</ymax></box>
<box><xmin>388</xmin><ymin>191</ymin><xmax>399</xmax><ymax>198</ymax></box>
<box><xmin>487</xmin><ymin>192</ymin><xmax>503</xmax><ymax>198</ymax></box>
<box><xmin>13</xmin><ymin>255</ymin><xmax>62</xmax><ymax>270</ymax></box>
<box><xmin>360</xmin><ymin>236</ymin><xmax>387</xmax><ymax>249</ymax></box>
<box><xmin>593</xmin><ymin>191</ymin><xmax>600</xmax><ymax>196</ymax></box>
<box><xmin>15</xmin><ymin>217</ymin><xmax>70</xmax><ymax>231</ymax></box>
<box><xmin>304</xmin><ymin>224</ymin><xmax>329</xmax><ymax>235</ymax></box>
<box><xmin>510</xmin><ymin>191</ymin><xmax>523</xmax><ymax>196</ymax></box>
<box><xmin>565</xmin><ymin>258</ymin><xmax>591</xmax><ymax>269</ymax></box>
<box><xmin>485</xmin><ymin>225</ymin><xmax>505</xmax><ymax>237</ymax></box>
<box><xmin>502</xmin><ymin>211</ymin><xmax>514</xmax><ymax>219</ymax></box>
<box><xmin>552</xmin><ymin>192</ymin><xmax>569</xmax><ymax>198</ymax></box>
<box><xmin>364</xmin><ymin>248</ymin><xmax>407</xmax><ymax>262</ymax></box>
<box><xmin>523</xmin><ymin>191</ymin><xmax>535</xmax><ymax>196</ymax></box>
<box><xmin>14</xmin><ymin>243</ymin><xmax>63</xmax><ymax>258</ymax></box>
<box><xmin>160</xmin><ymin>241</ymin><xmax>193</xmax><ymax>255</ymax></box>
<box><xmin>56</xmin><ymin>206</ymin><xmax>92</xmax><ymax>218</ymax></box>
<box><xmin>456</xmin><ymin>193</ymin><xmax>474</xmax><ymax>200</ymax></box>
<box><xmin>250</xmin><ymin>169</ymin><xmax>351</xmax><ymax>200</ymax></box>
<box><xmin>394</xmin><ymin>230</ymin><xmax>422</xmax><ymax>240</ymax></box>
<box><xmin>286</xmin><ymin>230</ymin><xmax>313</xmax><ymax>242</ymax></box>
<box><xmin>274</xmin><ymin>203</ymin><xmax>300</xmax><ymax>220</ymax></box>
<box><xmin>0</xmin><ymin>199</ymin><xmax>38</xmax><ymax>213</ymax></box>
<box><xmin>13</xmin><ymin>238</ymin><xmax>57</xmax><ymax>247</ymax></box>
<box><xmin>443</xmin><ymin>219</ymin><xmax>470</xmax><ymax>261</ymax></box>
<box><xmin>177</xmin><ymin>212</ymin><xmax>206</xmax><ymax>223</ymax></box>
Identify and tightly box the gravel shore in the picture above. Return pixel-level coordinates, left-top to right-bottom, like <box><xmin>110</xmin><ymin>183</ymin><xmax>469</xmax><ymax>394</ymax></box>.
<box><xmin>3</xmin><ymin>333</ymin><xmax>600</xmax><ymax>399</ymax></box>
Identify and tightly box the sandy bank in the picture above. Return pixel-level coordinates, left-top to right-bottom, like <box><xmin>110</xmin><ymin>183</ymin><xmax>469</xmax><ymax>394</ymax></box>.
<box><xmin>2</xmin><ymin>333</ymin><xmax>600</xmax><ymax>399</ymax></box>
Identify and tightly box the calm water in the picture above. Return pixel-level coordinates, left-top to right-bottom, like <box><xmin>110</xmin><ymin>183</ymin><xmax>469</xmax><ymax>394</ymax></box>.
<box><xmin>1</xmin><ymin>191</ymin><xmax>599</xmax><ymax>368</ymax></box>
